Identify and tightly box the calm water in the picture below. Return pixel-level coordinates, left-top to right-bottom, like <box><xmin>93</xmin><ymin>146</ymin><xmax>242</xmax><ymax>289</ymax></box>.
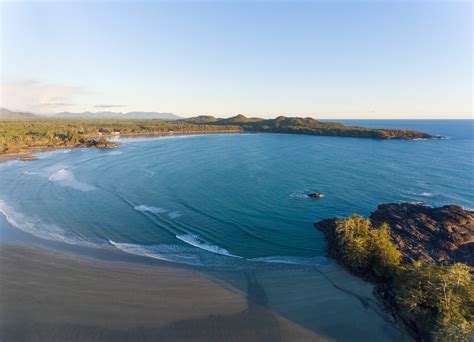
<box><xmin>1</xmin><ymin>120</ymin><xmax>473</xmax><ymax>268</ymax></box>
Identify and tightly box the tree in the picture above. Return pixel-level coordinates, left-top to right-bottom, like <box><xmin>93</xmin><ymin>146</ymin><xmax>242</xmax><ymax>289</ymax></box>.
<box><xmin>369</xmin><ymin>223</ymin><xmax>401</xmax><ymax>278</ymax></box>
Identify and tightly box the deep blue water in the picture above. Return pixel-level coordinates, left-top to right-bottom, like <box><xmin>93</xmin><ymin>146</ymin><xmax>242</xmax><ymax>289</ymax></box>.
<box><xmin>0</xmin><ymin>120</ymin><xmax>472</xmax><ymax>268</ymax></box>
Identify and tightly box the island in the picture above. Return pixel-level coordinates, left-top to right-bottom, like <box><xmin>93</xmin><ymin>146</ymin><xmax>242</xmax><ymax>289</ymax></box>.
<box><xmin>0</xmin><ymin>114</ymin><xmax>443</xmax><ymax>157</ymax></box>
<box><xmin>315</xmin><ymin>203</ymin><xmax>473</xmax><ymax>341</ymax></box>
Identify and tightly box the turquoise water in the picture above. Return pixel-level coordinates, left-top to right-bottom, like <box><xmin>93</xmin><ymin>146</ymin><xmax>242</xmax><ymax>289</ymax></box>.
<box><xmin>1</xmin><ymin>120</ymin><xmax>473</xmax><ymax>268</ymax></box>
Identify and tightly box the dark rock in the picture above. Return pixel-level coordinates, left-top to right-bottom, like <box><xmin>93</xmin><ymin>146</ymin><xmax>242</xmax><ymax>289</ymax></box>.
<box><xmin>369</xmin><ymin>203</ymin><xmax>474</xmax><ymax>267</ymax></box>
<box><xmin>315</xmin><ymin>203</ymin><xmax>474</xmax><ymax>341</ymax></box>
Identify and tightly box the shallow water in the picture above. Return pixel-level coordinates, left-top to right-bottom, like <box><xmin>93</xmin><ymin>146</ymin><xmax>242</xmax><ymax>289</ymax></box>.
<box><xmin>0</xmin><ymin>120</ymin><xmax>472</xmax><ymax>268</ymax></box>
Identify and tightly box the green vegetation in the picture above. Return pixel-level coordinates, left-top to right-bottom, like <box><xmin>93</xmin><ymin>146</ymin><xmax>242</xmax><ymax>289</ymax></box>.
<box><xmin>185</xmin><ymin>115</ymin><xmax>439</xmax><ymax>140</ymax></box>
<box><xmin>0</xmin><ymin>114</ymin><xmax>440</xmax><ymax>154</ymax></box>
<box><xmin>0</xmin><ymin>119</ymin><xmax>241</xmax><ymax>154</ymax></box>
<box><xmin>331</xmin><ymin>215</ymin><xmax>473</xmax><ymax>341</ymax></box>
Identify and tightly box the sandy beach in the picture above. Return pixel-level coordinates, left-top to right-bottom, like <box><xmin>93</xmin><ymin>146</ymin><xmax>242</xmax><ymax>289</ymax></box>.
<box><xmin>0</xmin><ymin>244</ymin><xmax>333</xmax><ymax>341</ymax></box>
<box><xmin>0</xmin><ymin>241</ymin><xmax>409</xmax><ymax>341</ymax></box>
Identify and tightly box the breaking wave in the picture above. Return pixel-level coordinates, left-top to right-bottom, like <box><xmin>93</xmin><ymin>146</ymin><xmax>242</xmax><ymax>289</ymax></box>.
<box><xmin>109</xmin><ymin>240</ymin><xmax>205</xmax><ymax>265</ymax></box>
<box><xmin>176</xmin><ymin>234</ymin><xmax>243</xmax><ymax>259</ymax></box>
<box><xmin>0</xmin><ymin>199</ymin><xmax>98</xmax><ymax>247</ymax></box>
<box><xmin>108</xmin><ymin>239</ymin><xmax>326</xmax><ymax>268</ymax></box>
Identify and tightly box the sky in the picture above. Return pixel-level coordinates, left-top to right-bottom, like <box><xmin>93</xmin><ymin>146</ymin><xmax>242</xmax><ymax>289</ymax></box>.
<box><xmin>0</xmin><ymin>1</ymin><xmax>472</xmax><ymax>119</ymax></box>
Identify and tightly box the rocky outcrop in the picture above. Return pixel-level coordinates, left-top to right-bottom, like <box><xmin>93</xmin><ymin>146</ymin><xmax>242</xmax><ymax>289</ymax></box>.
<box><xmin>369</xmin><ymin>203</ymin><xmax>474</xmax><ymax>267</ymax></box>
<box><xmin>316</xmin><ymin>203</ymin><xmax>474</xmax><ymax>268</ymax></box>
<box><xmin>315</xmin><ymin>203</ymin><xmax>474</xmax><ymax>341</ymax></box>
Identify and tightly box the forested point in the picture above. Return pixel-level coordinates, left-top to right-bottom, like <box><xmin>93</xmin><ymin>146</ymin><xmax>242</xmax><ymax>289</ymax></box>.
<box><xmin>317</xmin><ymin>214</ymin><xmax>473</xmax><ymax>342</ymax></box>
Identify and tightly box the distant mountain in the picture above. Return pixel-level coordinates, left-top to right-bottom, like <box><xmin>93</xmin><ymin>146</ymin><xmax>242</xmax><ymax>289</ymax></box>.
<box><xmin>54</xmin><ymin>111</ymin><xmax>182</xmax><ymax>120</ymax></box>
<box><xmin>0</xmin><ymin>107</ymin><xmax>39</xmax><ymax>119</ymax></box>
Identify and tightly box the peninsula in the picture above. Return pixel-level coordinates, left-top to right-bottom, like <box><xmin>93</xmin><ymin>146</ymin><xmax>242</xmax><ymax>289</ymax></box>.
<box><xmin>0</xmin><ymin>112</ymin><xmax>443</xmax><ymax>156</ymax></box>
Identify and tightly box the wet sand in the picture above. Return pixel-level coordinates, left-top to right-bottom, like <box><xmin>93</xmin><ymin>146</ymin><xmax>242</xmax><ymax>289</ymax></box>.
<box><xmin>0</xmin><ymin>245</ymin><xmax>327</xmax><ymax>341</ymax></box>
<box><xmin>0</xmin><ymin>207</ymin><xmax>408</xmax><ymax>341</ymax></box>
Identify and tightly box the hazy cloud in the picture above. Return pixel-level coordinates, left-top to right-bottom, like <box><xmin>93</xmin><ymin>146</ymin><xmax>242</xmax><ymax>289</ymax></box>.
<box><xmin>0</xmin><ymin>80</ymin><xmax>90</xmax><ymax>114</ymax></box>
<box><xmin>40</xmin><ymin>102</ymin><xmax>74</xmax><ymax>107</ymax></box>
<box><xmin>94</xmin><ymin>104</ymin><xmax>127</xmax><ymax>109</ymax></box>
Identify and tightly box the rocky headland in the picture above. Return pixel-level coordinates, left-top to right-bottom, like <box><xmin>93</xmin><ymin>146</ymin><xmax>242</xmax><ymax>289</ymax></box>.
<box><xmin>315</xmin><ymin>203</ymin><xmax>473</xmax><ymax>341</ymax></box>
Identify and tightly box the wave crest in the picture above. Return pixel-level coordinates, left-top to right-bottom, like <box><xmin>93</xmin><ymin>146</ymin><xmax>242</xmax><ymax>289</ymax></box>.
<box><xmin>176</xmin><ymin>234</ymin><xmax>242</xmax><ymax>258</ymax></box>
<box><xmin>0</xmin><ymin>199</ymin><xmax>98</xmax><ymax>247</ymax></box>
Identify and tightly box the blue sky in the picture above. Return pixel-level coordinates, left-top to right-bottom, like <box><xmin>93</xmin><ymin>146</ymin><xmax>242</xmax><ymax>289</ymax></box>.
<box><xmin>1</xmin><ymin>1</ymin><xmax>472</xmax><ymax>118</ymax></box>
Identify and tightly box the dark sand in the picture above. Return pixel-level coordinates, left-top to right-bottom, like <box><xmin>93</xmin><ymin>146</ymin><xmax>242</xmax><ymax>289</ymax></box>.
<box><xmin>0</xmin><ymin>209</ymin><xmax>408</xmax><ymax>341</ymax></box>
<box><xmin>0</xmin><ymin>245</ymin><xmax>329</xmax><ymax>341</ymax></box>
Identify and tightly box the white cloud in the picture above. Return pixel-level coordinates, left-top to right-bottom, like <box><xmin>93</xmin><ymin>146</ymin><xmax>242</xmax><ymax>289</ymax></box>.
<box><xmin>0</xmin><ymin>80</ymin><xmax>90</xmax><ymax>114</ymax></box>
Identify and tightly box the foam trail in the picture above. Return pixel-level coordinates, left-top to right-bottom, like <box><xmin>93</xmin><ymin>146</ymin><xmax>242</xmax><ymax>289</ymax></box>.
<box><xmin>48</xmin><ymin>169</ymin><xmax>96</xmax><ymax>191</ymax></box>
<box><xmin>168</xmin><ymin>211</ymin><xmax>182</xmax><ymax>219</ymax></box>
<box><xmin>0</xmin><ymin>199</ymin><xmax>98</xmax><ymax>247</ymax></box>
<box><xmin>250</xmin><ymin>255</ymin><xmax>331</xmax><ymax>266</ymax></box>
<box><xmin>109</xmin><ymin>240</ymin><xmax>204</xmax><ymax>266</ymax></box>
<box><xmin>134</xmin><ymin>204</ymin><xmax>168</xmax><ymax>214</ymax></box>
<box><xmin>176</xmin><ymin>234</ymin><xmax>242</xmax><ymax>258</ymax></box>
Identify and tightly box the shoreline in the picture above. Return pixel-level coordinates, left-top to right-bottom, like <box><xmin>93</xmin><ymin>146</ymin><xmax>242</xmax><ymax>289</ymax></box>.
<box><xmin>0</xmin><ymin>130</ymin><xmax>244</xmax><ymax>164</ymax></box>
<box><xmin>0</xmin><ymin>242</ymin><xmax>405</xmax><ymax>341</ymax></box>
<box><xmin>0</xmin><ymin>216</ymin><xmax>407</xmax><ymax>341</ymax></box>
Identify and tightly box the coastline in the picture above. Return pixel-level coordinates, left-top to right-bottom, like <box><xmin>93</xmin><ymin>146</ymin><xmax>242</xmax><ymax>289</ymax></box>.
<box><xmin>0</xmin><ymin>243</ymin><xmax>369</xmax><ymax>341</ymax></box>
<box><xmin>0</xmin><ymin>215</ymin><xmax>407</xmax><ymax>341</ymax></box>
<box><xmin>0</xmin><ymin>130</ymin><xmax>244</xmax><ymax>164</ymax></box>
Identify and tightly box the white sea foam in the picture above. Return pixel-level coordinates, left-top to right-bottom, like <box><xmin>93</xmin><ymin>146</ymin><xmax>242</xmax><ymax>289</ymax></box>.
<box><xmin>168</xmin><ymin>211</ymin><xmax>182</xmax><ymax>219</ymax></box>
<box><xmin>0</xmin><ymin>199</ymin><xmax>97</xmax><ymax>247</ymax></box>
<box><xmin>108</xmin><ymin>240</ymin><xmax>211</xmax><ymax>266</ymax></box>
<box><xmin>48</xmin><ymin>169</ymin><xmax>96</xmax><ymax>191</ymax></box>
<box><xmin>134</xmin><ymin>204</ymin><xmax>168</xmax><ymax>214</ymax></box>
<box><xmin>109</xmin><ymin>238</ymin><xmax>328</xmax><ymax>268</ymax></box>
<box><xmin>176</xmin><ymin>234</ymin><xmax>242</xmax><ymax>258</ymax></box>
<box><xmin>108</xmin><ymin>150</ymin><xmax>123</xmax><ymax>155</ymax></box>
<box><xmin>250</xmin><ymin>255</ymin><xmax>331</xmax><ymax>266</ymax></box>
<box><xmin>420</xmin><ymin>192</ymin><xmax>434</xmax><ymax>197</ymax></box>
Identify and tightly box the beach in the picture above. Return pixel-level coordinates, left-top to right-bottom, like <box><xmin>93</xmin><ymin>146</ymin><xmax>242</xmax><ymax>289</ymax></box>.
<box><xmin>0</xmin><ymin>244</ymin><xmax>330</xmax><ymax>341</ymax></box>
<box><xmin>0</xmin><ymin>224</ymin><xmax>408</xmax><ymax>342</ymax></box>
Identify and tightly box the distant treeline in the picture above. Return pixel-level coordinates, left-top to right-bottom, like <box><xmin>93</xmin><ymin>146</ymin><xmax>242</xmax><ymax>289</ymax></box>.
<box><xmin>0</xmin><ymin>120</ymin><xmax>241</xmax><ymax>154</ymax></box>
<box><xmin>0</xmin><ymin>115</ymin><xmax>439</xmax><ymax>154</ymax></box>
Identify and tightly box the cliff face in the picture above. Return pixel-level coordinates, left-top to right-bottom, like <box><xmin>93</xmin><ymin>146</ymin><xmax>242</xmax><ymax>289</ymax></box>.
<box><xmin>369</xmin><ymin>203</ymin><xmax>474</xmax><ymax>267</ymax></box>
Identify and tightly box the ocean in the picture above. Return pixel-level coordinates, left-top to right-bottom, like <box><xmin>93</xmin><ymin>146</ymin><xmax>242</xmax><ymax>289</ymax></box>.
<box><xmin>0</xmin><ymin>120</ymin><xmax>473</xmax><ymax>268</ymax></box>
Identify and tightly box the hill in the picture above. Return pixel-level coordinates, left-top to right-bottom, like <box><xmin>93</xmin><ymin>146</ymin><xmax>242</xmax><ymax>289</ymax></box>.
<box><xmin>0</xmin><ymin>107</ymin><xmax>39</xmax><ymax>120</ymax></box>
<box><xmin>184</xmin><ymin>114</ymin><xmax>442</xmax><ymax>140</ymax></box>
